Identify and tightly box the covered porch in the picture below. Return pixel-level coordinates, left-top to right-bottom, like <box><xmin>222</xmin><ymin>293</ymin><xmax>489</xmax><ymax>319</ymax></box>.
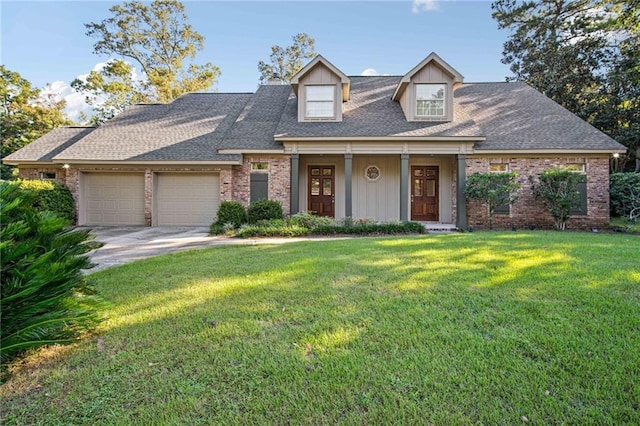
<box><xmin>284</xmin><ymin>139</ymin><xmax>476</xmax><ymax>228</ymax></box>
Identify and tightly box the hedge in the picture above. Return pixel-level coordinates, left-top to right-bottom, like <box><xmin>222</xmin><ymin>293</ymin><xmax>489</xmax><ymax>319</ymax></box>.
<box><xmin>17</xmin><ymin>180</ymin><xmax>75</xmax><ymax>222</ymax></box>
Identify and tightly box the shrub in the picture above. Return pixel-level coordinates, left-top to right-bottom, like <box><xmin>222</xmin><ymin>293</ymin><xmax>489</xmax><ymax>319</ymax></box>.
<box><xmin>1</xmin><ymin>182</ymin><xmax>103</xmax><ymax>367</ymax></box>
<box><xmin>465</xmin><ymin>172</ymin><xmax>521</xmax><ymax>229</ymax></box>
<box><xmin>235</xmin><ymin>220</ymin><xmax>308</xmax><ymax>238</ymax></box>
<box><xmin>610</xmin><ymin>173</ymin><xmax>640</xmax><ymax>220</ymax></box>
<box><xmin>209</xmin><ymin>223</ymin><xmax>225</xmax><ymax>235</ymax></box>
<box><xmin>530</xmin><ymin>168</ymin><xmax>583</xmax><ymax>230</ymax></box>
<box><xmin>17</xmin><ymin>180</ymin><xmax>75</xmax><ymax>222</ymax></box>
<box><xmin>312</xmin><ymin>221</ymin><xmax>426</xmax><ymax>235</ymax></box>
<box><xmin>215</xmin><ymin>201</ymin><xmax>247</xmax><ymax>228</ymax></box>
<box><xmin>247</xmin><ymin>199</ymin><xmax>283</xmax><ymax>223</ymax></box>
<box><xmin>289</xmin><ymin>211</ymin><xmax>335</xmax><ymax>230</ymax></box>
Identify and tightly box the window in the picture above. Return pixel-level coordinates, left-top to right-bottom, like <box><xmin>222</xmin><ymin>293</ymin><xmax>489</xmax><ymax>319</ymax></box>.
<box><xmin>365</xmin><ymin>165</ymin><xmax>381</xmax><ymax>182</ymax></box>
<box><xmin>489</xmin><ymin>163</ymin><xmax>509</xmax><ymax>173</ymax></box>
<box><xmin>39</xmin><ymin>172</ymin><xmax>56</xmax><ymax>181</ymax></box>
<box><xmin>306</xmin><ymin>85</ymin><xmax>335</xmax><ymax>118</ymax></box>
<box><xmin>489</xmin><ymin>163</ymin><xmax>510</xmax><ymax>214</ymax></box>
<box><xmin>567</xmin><ymin>164</ymin><xmax>587</xmax><ymax>215</ymax></box>
<box><xmin>250</xmin><ymin>173</ymin><xmax>268</xmax><ymax>204</ymax></box>
<box><xmin>251</xmin><ymin>162</ymin><xmax>268</xmax><ymax>171</ymax></box>
<box><xmin>416</xmin><ymin>84</ymin><xmax>445</xmax><ymax>117</ymax></box>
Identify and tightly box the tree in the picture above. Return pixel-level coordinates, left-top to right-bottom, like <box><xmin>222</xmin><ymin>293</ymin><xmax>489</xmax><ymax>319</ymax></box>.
<box><xmin>492</xmin><ymin>0</ymin><xmax>640</xmax><ymax>171</ymax></box>
<box><xmin>590</xmin><ymin>1</ymin><xmax>640</xmax><ymax>172</ymax></box>
<box><xmin>491</xmin><ymin>0</ymin><xmax>609</xmax><ymax>115</ymax></box>
<box><xmin>84</xmin><ymin>0</ymin><xmax>220</xmax><ymax>104</ymax></box>
<box><xmin>1</xmin><ymin>181</ymin><xmax>103</xmax><ymax>366</ymax></box>
<box><xmin>257</xmin><ymin>33</ymin><xmax>316</xmax><ymax>84</ymax></box>
<box><xmin>71</xmin><ymin>60</ymin><xmax>152</xmax><ymax>125</ymax></box>
<box><xmin>465</xmin><ymin>172</ymin><xmax>521</xmax><ymax>229</ymax></box>
<box><xmin>530</xmin><ymin>168</ymin><xmax>583</xmax><ymax>230</ymax></box>
<box><xmin>1</xmin><ymin>66</ymin><xmax>73</xmax><ymax>179</ymax></box>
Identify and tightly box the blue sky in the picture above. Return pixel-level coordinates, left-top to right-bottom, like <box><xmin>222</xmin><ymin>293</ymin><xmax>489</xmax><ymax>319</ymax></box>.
<box><xmin>1</xmin><ymin>0</ymin><xmax>512</xmax><ymax>119</ymax></box>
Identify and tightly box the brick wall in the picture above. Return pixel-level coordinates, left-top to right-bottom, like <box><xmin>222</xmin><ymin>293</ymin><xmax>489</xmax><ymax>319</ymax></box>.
<box><xmin>18</xmin><ymin>157</ymin><xmax>292</xmax><ymax>225</ymax></box>
<box><xmin>229</xmin><ymin>155</ymin><xmax>291</xmax><ymax>215</ymax></box>
<box><xmin>465</xmin><ymin>156</ymin><xmax>611</xmax><ymax>230</ymax></box>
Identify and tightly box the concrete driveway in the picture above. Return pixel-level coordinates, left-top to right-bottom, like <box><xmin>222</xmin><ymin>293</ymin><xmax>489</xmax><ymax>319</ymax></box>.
<box><xmin>84</xmin><ymin>226</ymin><xmax>340</xmax><ymax>272</ymax></box>
<box><xmin>85</xmin><ymin>226</ymin><xmax>222</xmax><ymax>272</ymax></box>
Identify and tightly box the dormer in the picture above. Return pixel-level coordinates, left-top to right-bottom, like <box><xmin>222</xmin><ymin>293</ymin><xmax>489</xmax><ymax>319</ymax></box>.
<box><xmin>290</xmin><ymin>55</ymin><xmax>350</xmax><ymax>122</ymax></box>
<box><xmin>392</xmin><ymin>52</ymin><xmax>463</xmax><ymax>122</ymax></box>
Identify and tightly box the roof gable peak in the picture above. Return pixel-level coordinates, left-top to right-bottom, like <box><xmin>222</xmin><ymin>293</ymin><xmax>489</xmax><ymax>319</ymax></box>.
<box><xmin>392</xmin><ymin>52</ymin><xmax>464</xmax><ymax>101</ymax></box>
<box><xmin>291</xmin><ymin>55</ymin><xmax>351</xmax><ymax>102</ymax></box>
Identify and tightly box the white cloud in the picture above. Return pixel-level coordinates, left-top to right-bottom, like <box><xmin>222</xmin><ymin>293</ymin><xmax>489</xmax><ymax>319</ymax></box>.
<box><xmin>40</xmin><ymin>60</ymin><xmax>149</xmax><ymax>124</ymax></box>
<box><xmin>412</xmin><ymin>0</ymin><xmax>438</xmax><ymax>13</ymax></box>
<box><xmin>360</xmin><ymin>68</ymin><xmax>380</xmax><ymax>76</ymax></box>
<box><xmin>41</xmin><ymin>81</ymin><xmax>92</xmax><ymax>123</ymax></box>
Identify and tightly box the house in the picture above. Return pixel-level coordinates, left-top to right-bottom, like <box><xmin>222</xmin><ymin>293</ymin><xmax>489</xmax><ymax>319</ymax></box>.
<box><xmin>3</xmin><ymin>53</ymin><xmax>626</xmax><ymax>229</ymax></box>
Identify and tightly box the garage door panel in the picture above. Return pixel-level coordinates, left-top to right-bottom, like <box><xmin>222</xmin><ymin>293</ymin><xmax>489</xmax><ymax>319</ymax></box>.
<box><xmin>83</xmin><ymin>173</ymin><xmax>145</xmax><ymax>226</ymax></box>
<box><xmin>156</xmin><ymin>173</ymin><xmax>220</xmax><ymax>226</ymax></box>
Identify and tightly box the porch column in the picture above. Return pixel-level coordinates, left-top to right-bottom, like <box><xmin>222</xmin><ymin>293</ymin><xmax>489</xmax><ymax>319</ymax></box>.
<box><xmin>290</xmin><ymin>154</ymin><xmax>299</xmax><ymax>215</ymax></box>
<box><xmin>456</xmin><ymin>154</ymin><xmax>468</xmax><ymax>229</ymax></box>
<box><xmin>344</xmin><ymin>153</ymin><xmax>353</xmax><ymax>217</ymax></box>
<box><xmin>400</xmin><ymin>153</ymin><xmax>409</xmax><ymax>222</ymax></box>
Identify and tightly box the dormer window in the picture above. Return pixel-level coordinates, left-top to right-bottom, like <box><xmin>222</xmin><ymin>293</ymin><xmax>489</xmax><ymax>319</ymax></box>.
<box><xmin>416</xmin><ymin>84</ymin><xmax>445</xmax><ymax>117</ymax></box>
<box><xmin>306</xmin><ymin>85</ymin><xmax>335</xmax><ymax>118</ymax></box>
<box><xmin>290</xmin><ymin>55</ymin><xmax>350</xmax><ymax>122</ymax></box>
<box><xmin>392</xmin><ymin>53</ymin><xmax>463</xmax><ymax>122</ymax></box>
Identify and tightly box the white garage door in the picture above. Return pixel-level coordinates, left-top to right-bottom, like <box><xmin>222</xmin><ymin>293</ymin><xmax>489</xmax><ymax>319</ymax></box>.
<box><xmin>83</xmin><ymin>173</ymin><xmax>145</xmax><ymax>226</ymax></box>
<box><xmin>155</xmin><ymin>173</ymin><xmax>220</xmax><ymax>226</ymax></box>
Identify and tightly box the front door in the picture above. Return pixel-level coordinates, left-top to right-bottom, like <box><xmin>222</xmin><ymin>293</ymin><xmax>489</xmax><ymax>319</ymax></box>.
<box><xmin>308</xmin><ymin>166</ymin><xmax>335</xmax><ymax>217</ymax></box>
<box><xmin>411</xmin><ymin>166</ymin><xmax>439</xmax><ymax>221</ymax></box>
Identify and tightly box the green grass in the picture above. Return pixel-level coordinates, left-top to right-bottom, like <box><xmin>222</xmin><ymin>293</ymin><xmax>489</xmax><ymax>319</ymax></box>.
<box><xmin>2</xmin><ymin>232</ymin><xmax>639</xmax><ymax>424</ymax></box>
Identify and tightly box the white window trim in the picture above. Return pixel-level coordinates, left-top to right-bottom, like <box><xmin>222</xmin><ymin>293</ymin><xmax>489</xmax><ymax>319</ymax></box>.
<box><xmin>39</xmin><ymin>172</ymin><xmax>57</xmax><ymax>181</ymax></box>
<box><xmin>489</xmin><ymin>163</ymin><xmax>510</xmax><ymax>173</ymax></box>
<box><xmin>251</xmin><ymin>162</ymin><xmax>269</xmax><ymax>171</ymax></box>
<box><xmin>305</xmin><ymin>85</ymin><xmax>336</xmax><ymax>119</ymax></box>
<box><xmin>415</xmin><ymin>83</ymin><xmax>446</xmax><ymax>118</ymax></box>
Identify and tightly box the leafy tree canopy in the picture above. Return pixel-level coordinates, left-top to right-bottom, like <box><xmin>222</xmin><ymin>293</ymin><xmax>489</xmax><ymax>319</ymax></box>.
<box><xmin>84</xmin><ymin>0</ymin><xmax>220</xmax><ymax>105</ymax></box>
<box><xmin>1</xmin><ymin>66</ymin><xmax>73</xmax><ymax>179</ymax></box>
<box><xmin>71</xmin><ymin>60</ymin><xmax>153</xmax><ymax>125</ymax></box>
<box><xmin>257</xmin><ymin>33</ymin><xmax>316</xmax><ymax>84</ymax></box>
<box><xmin>492</xmin><ymin>0</ymin><xmax>640</xmax><ymax>171</ymax></box>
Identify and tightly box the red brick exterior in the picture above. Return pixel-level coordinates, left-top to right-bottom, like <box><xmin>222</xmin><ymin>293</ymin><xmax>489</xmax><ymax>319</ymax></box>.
<box><xmin>17</xmin><ymin>154</ymin><xmax>610</xmax><ymax>229</ymax></box>
<box><xmin>465</xmin><ymin>156</ymin><xmax>611</xmax><ymax>230</ymax></box>
<box><xmin>17</xmin><ymin>156</ymin><xmax>291</xmax><ymax>225</ymax></box>
<box><xmin>224</xmin><ymin>155</ymin><xmax>291</xmax><ymax>215</ymax></box>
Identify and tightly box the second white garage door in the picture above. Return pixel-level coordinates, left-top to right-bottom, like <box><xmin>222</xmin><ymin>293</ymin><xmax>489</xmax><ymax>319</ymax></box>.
<box><xmin>155</xmin><ymin>173</ymin><xmax>220</xmax><ymax>226</ymax></box>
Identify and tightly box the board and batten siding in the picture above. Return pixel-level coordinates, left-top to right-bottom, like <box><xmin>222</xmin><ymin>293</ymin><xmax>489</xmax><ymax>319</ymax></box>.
<box><xmin>353</xmin><ymin>156</ymin><xmax>400</xmax><ymax>221</ymax></box>
<box><xmin>298</xmin><ymin>154</ymin><xmax>455</xmax><ymax>223</ymax></box>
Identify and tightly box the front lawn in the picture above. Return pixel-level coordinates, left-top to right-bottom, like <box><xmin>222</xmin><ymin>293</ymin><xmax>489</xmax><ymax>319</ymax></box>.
<box><xmin>2</xmin><ymin>232</ymin><xmax>639</xmax><ymax>424</ymax></box>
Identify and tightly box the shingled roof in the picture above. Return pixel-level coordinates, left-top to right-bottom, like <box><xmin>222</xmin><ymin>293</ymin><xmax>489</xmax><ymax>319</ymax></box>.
<box><xmin>456</xmin><ymin>82</ymin><xmax>624</xmax><ymax>151</ymax></box>
<box><xmin>275</xmin><ymin>76</ymin><xmax>483</xmax><ymax>139</ymax></box>
<box><xmin>3</xmin><ymin>127</ymin><xmax>95</xmax><ymax>163</ymax></box>
<box><xmin>53</xmin><ymin>93</ymin><xmax>252</xmax><ymax>162</ymax></box>
<box><xmin>4</xmin><ymin>75</ymin><xmax>624</xmax><ymax>165</ymax></box>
